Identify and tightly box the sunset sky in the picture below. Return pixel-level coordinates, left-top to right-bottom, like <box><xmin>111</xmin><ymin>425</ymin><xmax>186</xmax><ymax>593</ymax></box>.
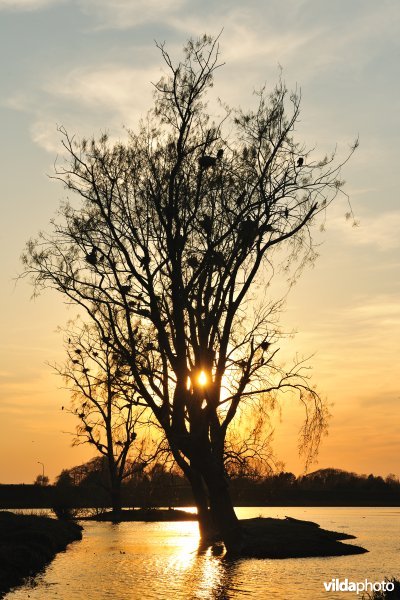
<box><xmin>0</xmin><ymin>0</ymin><xmax>399</xmax><ymax>484</ymax></box>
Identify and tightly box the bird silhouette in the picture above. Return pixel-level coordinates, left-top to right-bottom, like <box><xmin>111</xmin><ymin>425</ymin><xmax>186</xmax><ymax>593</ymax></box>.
<box><xmin>85</xmin><ymin>247</ymin><xmax>98</xmax><ymax>266</ymax></box>
<box><xmin>199</xmin><ymin>155</ymin><xmax>217</xmax><ymax>169</ymax></box>
<box><xmin>236</xmin><ymin>191</ymin><xmax>246</xmax><ymax>206</ymax></box>
<box><xmin>200</xmin><ymin>215</ymin><xmax>212</xmax><ymax>233</ymax></box>
<box><xmin>139</xmin><ymin>255</ymin><xmax>150</xmax><ymax>268</ymax></box>
<box><xmin>238</xmin><ymin>219</ymin><xmax>256</xmax><ymax>242</ymax></box>
<box><xmin>187</xmin><ymin>255</ymin><xmax>199</xmax><ymax>269</ymax></box>
<box><xmin>297</xmin><ymin>157</ymin><xmax>304</xmax><ymax>167</ymax></box>
<box><xmin>199</xmin><ymin>149</ymin><xmax>224</xmax><ymax>169</ymax></box>
<box><xmin>213</xmin><ymin>251</ymin><xmax>225</xmax><ymax>267</ymax></box>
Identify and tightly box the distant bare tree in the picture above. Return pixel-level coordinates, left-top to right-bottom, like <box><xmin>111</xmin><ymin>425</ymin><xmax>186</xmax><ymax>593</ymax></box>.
<box><xmin>54</xmin><ymin>320</ymin><xmax>166</xmax><ymax>512</ymax></box>
<box><xmin>22</xmin><ymin>34</ymin><xmax>356</xmax><ymax>554</ymax></box>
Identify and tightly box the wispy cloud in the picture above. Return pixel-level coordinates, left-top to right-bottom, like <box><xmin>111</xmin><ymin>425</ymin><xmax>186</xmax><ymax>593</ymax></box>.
<box><xmin>77</xmin><ymin>0</ymin><xmax>186</xmax><ymax>29</ymax></box>
<box><xmin>6</xmin><ymin>63</ymin><xmax>162</xmax><ymax>152</ymax></box>
<box><xmin>0</xmin><ymin>0</ymin><xmax>62</xmax><ymax>10</ymax></box>
<box><xmin>44</xmin><ymin>64</ymin><xmax>157</xmax><ymax>116</ymax></box>
<box><xmin>328</xmin><ymin>209</ymin><xmax>400</xmax><ymax>251</ymax></box>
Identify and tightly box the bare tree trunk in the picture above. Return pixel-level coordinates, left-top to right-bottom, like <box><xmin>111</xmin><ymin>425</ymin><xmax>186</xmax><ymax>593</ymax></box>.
<box><xmin>202</xmin><ymin>469</ymin><xmax>243</xmax><ymax>556</ymax></box>
<box><xmin>186</xmin><ymin>468</ymin><xmax>217</xmax><ymax>542</ymax></box>
<box><xmin>110</xmin><ymin>479</ymin><xmax>122</xmax><ymax>513</ymax></box>
<box><xmin>169</xmin><ymin>442</ymin><xmax>217</xmax><ymax>542</ymax></box>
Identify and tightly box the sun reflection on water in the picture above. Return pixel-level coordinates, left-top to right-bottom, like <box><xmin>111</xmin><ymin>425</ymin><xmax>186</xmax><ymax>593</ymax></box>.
<box><xmin>5</xmin><ymin>508</ymin><xmax>400</xmax><ymax>600</ymax></box>
<box><xmin>177</xmin><ymin>546</ymin><xmax>241</xmax><ymax>599</ymax></box>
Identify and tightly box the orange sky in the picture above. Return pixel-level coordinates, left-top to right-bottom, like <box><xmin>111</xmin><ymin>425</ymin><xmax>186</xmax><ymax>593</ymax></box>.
<box><xmin>0</xmin><ymin>0</ymin><xmax>399</xmax><ymax>484</ymax></box>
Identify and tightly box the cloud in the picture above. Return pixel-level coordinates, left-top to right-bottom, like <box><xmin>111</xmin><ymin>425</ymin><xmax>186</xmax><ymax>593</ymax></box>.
<box><xmin>77</xmin><ymin>0</ymin><xmax>186</xmax><ymax>29</ymax></box>
<box><xmin>349</xmin><ymin>299</ymin><xmax>400</xmax><ymax>324</ymax></box>
<box><xmin>44</xmin><ymin>64</ymin><xmax>157</xmax><ymax>117</ymax></box>
<box><xmin>328</xmin><ymin>209</ymin><xmax>400</xmax><ymax>251</ymax></box>
<box><xmin>299</xmin><ymin>294</ymin><xmax>400</xmax><ymax>346</ymax></box>
<box><xmin>0</xmin><ymin>0</ymin><xmax>62</xmax><ymax>10</ymax></box>
<box><xmin>6</xmin><ymin>63</ymin><xmax>162</xmax><ymax>152</ymax></box>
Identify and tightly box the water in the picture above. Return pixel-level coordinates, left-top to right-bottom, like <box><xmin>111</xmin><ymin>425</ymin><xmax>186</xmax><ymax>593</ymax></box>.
<box><xmin>4</xmin><ymin>507</ymin><xmax>400</xmax><ymax>599</ymax></box>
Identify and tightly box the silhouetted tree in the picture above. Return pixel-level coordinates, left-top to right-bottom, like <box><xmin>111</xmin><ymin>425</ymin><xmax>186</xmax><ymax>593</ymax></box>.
<box><xmin>22</xmin><ymin>34</ymin><xmax>356</xmax><ymax>554</ymax></box>
<box><xmin>34</xmin><ymin>474</ymin><xmax>49</xmax><ymax>486</ymax></box>
<box><xmin>54</xmin><ymin>320</ymin><xmax>166</xmax><ymax>512</ymax></box>
<box><xmin>55</xmin><ymin>469</ymin><xmax>74</xmax><ymax>487</ymax></box>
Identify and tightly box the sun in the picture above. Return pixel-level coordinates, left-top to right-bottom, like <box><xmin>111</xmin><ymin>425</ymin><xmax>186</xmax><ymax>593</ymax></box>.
<box><xmin>198</xmin><ymin>370</ymin><xmax>208</xmax><ymax>387</ymax></box>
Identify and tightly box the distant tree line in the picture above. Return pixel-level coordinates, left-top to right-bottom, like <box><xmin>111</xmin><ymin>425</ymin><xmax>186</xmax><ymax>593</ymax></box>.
<box><xmin>1</xmin><ymin>464</ymin><xmax>399</xmax><ymax>509</ymax></box>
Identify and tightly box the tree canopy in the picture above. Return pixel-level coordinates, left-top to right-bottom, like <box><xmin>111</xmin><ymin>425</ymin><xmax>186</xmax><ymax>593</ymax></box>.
<box><xmin>22</xmin><ymin>34</ymin><xmax>356</xmax><ymax>553</ymax></box>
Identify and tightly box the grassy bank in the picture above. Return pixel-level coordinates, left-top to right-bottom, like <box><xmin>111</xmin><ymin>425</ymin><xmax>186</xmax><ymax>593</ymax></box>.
<box><xmin>0</xmin><ymin>511</ymin><xmax>82</xmax><ymax>598</ymax></box>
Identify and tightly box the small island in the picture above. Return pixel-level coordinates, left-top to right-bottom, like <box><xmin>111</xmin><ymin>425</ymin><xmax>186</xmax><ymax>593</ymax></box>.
<box><xmin>239</xmin><ymin>516</ymin><xmax>367</xmax><ymax>558</ymax></box>
<box><xmin>81</xmin><ymin>507</ymin><xmax>197</xmax><ymax>522</ymax></box>
<box><xmin>82</xmin><ymin>509</ymin><xmax>367</xmax><ymax>558</ymax></box>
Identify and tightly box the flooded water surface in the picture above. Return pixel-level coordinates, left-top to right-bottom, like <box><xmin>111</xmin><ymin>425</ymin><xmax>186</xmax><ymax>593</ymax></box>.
<box><xmin>4</xmin><ymin>507</ymin><xmax>400</xmax><ymax>599</ymax></box>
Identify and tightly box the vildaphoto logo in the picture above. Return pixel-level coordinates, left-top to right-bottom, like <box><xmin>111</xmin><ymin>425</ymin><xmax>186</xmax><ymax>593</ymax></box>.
<box><xmin>323</xmin><ymin>578</ymin><xmax>395</xmax><ymax>594</ymax></box>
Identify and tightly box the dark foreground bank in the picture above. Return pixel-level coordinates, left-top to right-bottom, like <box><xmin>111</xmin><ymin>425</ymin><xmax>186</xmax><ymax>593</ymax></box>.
<box><xmin>0</xmin><ymin>511</ymin><xmax>82</xmax><ymax>598</ymax></box>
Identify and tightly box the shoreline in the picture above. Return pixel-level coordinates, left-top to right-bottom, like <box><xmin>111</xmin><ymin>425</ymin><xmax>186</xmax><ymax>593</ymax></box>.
<box><xmin>0</xmin><ymin>511</ymin><xmax>82</xmax><ymax>598</ymax></box>
<box><xmin>0</xmin><ymin>508</ymin><xmax>368</xmax><ymax>597</ymax></box>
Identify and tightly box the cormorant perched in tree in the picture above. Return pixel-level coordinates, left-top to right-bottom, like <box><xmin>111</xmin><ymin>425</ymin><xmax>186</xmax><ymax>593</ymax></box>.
<box><xmin>260</xmin><ymin>340</ymin><xmax>270</xmax><ymax>351</ymax></box>
<box><xmin>212</xmin><ymin>251</ymin><xmax>225</xmax><ymax>267</ymax></box>
<box><xmin>199</xmin><ymin>149</ymin><xmax>223</xmax><ymax>169</ymax></box>
<box><xmin>200</xmin><ymin>214</ymin><xmax>212</xmax><ymax>233</ymax></box>
<box><xmin>284</xmin><ymin>207</ymin><xmax>289</xmax><ymax>218</ymax></box>
<box><xmin>198</xmin><ymin>155</ymin><xmax>216</xmax><ymax>168</ymax></box>
<box><xmin>85</xmin><ymin>247</ymin><xmax>97</xmax><ymax>266</ymax></box>
<box><xmin>187</xmin><ymin>255</ymin><xmax>199</xmax><ymax>269</ymax></box>
<box><xmin>139</xmin><ymin>255</ymin><xmax>150</xmax><ymax>268</ymax></box>
<box><xmin>238</xmin><ymin>219</ymin><xmax>256</xmax><ymax>242</ymax></box>
<box><xmin>297</xmin><ymin>157</ymin><xmax>304</xmax><ymax>167</ymax></box>
<box><xmin>236</xmin><ymin>191</ymin><xmax>246</xmax><ymax>205</ymax></box>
